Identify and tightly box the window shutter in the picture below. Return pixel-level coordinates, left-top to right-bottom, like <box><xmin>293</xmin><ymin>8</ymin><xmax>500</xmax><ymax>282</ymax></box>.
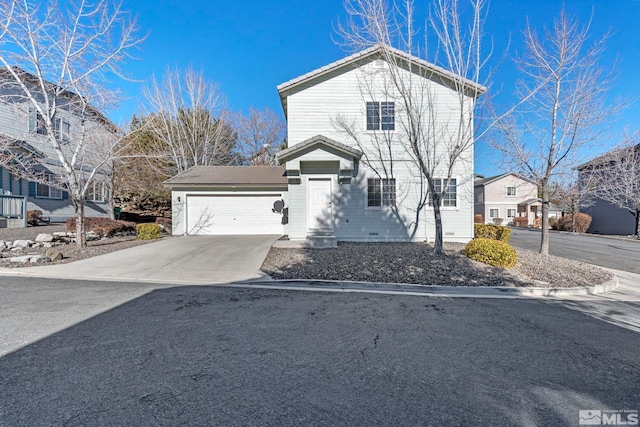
<box><xmin>62</xmin><ymin>190</ymin><xmax>69</xmax><ymax>200</ymax></box>
<box><xmin>28</xmin><ymin>181</ymin><xmax>36</xmax><ymax>197</ymax></box>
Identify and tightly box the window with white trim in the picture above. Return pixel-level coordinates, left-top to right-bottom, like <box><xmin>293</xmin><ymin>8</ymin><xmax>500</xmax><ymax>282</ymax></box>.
<box><xmin>367</xmin><ymin>178</ymin><xmax>396</xmax><ymax>207</ymax></box>
<box><xmin>36</xmin><ymin>175</ymin><xmax>62</xmax><ymax>199</ymax></box>
<box><xmin>506</xmin><ymin>186</ymin><xmax>516</xmax><ymax>196</ymax></box>
<box><xmin>87</xmin><ymin>181</ymin><xmax>105</xmax><ymax>202</ymax></box>
<box><xmin>489</xmin><ymin>208</ymin><xmax>499</xmax><ymax>218</ymax></box>
<box><xmin>366</xmin><ymin>101</ymin><xmax>395</xmax><ymax>131</ymax></box>
<box><xmin>28</xmin><ymin>107</ymin><xmax>46</xmax><ymax>135</ymax></box>
<box><xmin>54</xmin><ymin>117</ymin><xmax>71</xmax><ymax>142</ymax></box>
<box><xmin>431</xmin><ymin>178</ymin><xmax>457</xmax><ymax>207</ymax></box>
<box><xmin>507</xmin><ymin>209</ymin><xmax>516</xmax><ymax>218</ymax></box>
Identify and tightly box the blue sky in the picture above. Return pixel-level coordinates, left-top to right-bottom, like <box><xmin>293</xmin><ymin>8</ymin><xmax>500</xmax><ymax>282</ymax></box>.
<box><xmin>115</xmin><ymin>0</ymin><xmax>640</xmax><ymax>176</ymax></box>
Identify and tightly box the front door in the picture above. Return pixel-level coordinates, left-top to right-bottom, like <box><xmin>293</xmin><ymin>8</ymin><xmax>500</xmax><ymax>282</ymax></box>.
<box><xmin>308</xmin><ymin>178</ymin><xmax>333</xmax><ymax>232</ymax></box>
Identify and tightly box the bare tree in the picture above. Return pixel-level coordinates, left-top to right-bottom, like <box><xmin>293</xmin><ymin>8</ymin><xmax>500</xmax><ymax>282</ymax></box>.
<box><xmin>142</xmin><ymin>67</ymin><xmax>236</xmax><ymax>174</ymax></box>
<box><xmin>550</xmin><ymin>169</ymin><xmax>595</xmax><ymax>231</ymax></box>
<box><xmin>234</xmin><ymin>107</ymin><xmax>286</xmax><ymax>165</ymax></box>
<box><xmin>492</xmin><ymin>9</ymin><xmax>620</xmax><ymax>255</ymax></box>
<box><xmin>585</xmin><ymin>133</ymin><xmax>640</xmax><ymax>237</ymax></box>
<box><xmin>335</xmin><ymin>0</ymin><xmax>487</xmax><ymax>254</ymax></box>
<box><xmin>0</xmin><ymin>0</ymin><xmax>142</xmax><ymax>246</ymax></box>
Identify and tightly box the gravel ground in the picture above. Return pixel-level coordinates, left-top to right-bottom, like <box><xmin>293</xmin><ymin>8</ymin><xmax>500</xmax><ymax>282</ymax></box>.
<box><xmin>261</xmin><ymin>242</ymin><xmax>613</xmax><ymax>288</ymax></box>
<box><xmin>0</xmin><ymin>224</ymin><xmax>167</xmax><ymax>268</ymax></box>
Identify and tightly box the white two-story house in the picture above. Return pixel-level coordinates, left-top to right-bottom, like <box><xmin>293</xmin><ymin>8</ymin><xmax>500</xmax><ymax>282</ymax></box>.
<box><xmin>166</xmin><ymin>46</ymin><xmax>484</xmax><ymax>245</ymax></box>
<box><xmin>0</xmin><ymin>70</ymin><xmax>113</xmax><ymax>226</ymax></box>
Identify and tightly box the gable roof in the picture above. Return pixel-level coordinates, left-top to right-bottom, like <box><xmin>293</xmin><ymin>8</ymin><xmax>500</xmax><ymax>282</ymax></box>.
<box><xmin>277</xmin><ymin>44</ymin><xmax>487</xmax><ymax>116</ymax></box>
<box><xmin>277</xmin><ymin>135</ymin><xmax>363</xmax><ymax>162</ymax></box>
<box><xmin>163</xmin><ymin>166</ymin><xmax>287</xmax><ymax>188</ymax></box>
<box><xmin>474</xmin><ymin>172</ymin><xmax>535</xmax><ymax>187</ymax></box>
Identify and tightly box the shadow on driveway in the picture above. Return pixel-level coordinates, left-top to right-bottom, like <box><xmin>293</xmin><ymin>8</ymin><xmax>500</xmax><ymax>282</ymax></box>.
<box><xmin>1</xmin><ymin>285</ymin><xmax>638</xmax><ymax>426</ymax></box>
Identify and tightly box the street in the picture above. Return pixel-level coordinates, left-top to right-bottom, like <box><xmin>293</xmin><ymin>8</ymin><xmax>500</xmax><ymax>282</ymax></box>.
<box><xmin>1</xmin><ymin>276</ymin><xmax>639</xmax><ymax>426</ymax></box>
<box><xmin>509</xmin><ymin>228</ymin><xmax>640</xmax><ymax>273</ymax></box>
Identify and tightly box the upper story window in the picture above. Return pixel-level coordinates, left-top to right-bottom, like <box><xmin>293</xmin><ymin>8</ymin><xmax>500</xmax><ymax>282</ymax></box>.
<box><xmin>431</xmin><ymin>178</ymin><xmax>457</xmax><ymax>207</ymax></box>
<box><xmin>366</xmin><ymin>101</ymin><xmax>395</xmax><ymax>131</ymax></box>
<box><xmin>54</xmin><ymin>117</ymin><xmax>71</xmax><ymax>142</ymax></box>
<box><xmin>506</xmin><ymin>186</ymin><xmax>517</xmax><ymax>196</ymax></box>
<box><xmin>367</xmin><ymin>177</ymin><xmax>396</xmax><ymax>207</ymax></box>
<box><xmin>28</xmin><ymin>107</ymin><xmax>46</xmax><ymax>135</ymax></box>
<box><xmin>36</xmin><ymin>175</ymin><xmax>62</xmax><ymax>199</ymax></box>
<box><xmin>29</xmin><ymin>107</ymin><xmax>71</xmax><ymax>141</ymax></box>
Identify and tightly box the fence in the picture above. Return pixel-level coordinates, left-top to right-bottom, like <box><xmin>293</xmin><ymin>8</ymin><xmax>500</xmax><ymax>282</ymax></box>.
<box><xmin>0</xmin><ymin>195</ymin><xmax>27</xmax><ymax>227</ymax></box>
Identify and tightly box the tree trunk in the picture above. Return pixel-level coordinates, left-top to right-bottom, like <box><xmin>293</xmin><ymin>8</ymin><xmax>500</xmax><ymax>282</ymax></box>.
<box><xmin>75</xmin><ymin>200</ymin><xmax>86</xmax><ymax>248</ymax></box>
<box><xmin>635</xmin><ymin>209</ymin><xmax>640</xmax><ymax>238</ymax></box>
<box><xmin>432</xmin><ymin>194</ymin><xmax>443</xmax><ymax>255</ymax></box>
<box><xmin>539</xmin><ymin>186</ymin><xmax>550</xmax><ymax>256</ymax></box>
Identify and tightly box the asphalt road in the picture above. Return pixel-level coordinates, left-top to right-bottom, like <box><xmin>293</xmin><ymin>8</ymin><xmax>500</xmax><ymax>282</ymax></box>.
<box><xmin>509</xmin><ymin>228</ymin><xmax>640</xmax><ymax>273</ymax></box>
<box><xmin>1</xmin><ymin>277</ymin><xmax>638</xmax><ymax>426</ymax></box>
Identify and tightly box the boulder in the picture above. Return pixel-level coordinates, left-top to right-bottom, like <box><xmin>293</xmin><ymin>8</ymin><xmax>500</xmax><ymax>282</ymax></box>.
<box><xmin>9</xmin><ymin>255</ymin><xmax>32</xmax><ymax>263</ymax></box>
<box><xmin>45</xmin><ymin>249</ymin><xmax>64</xmax><ymax>261</ymax></box>
<box><xmin>35</xmin><ymin>233</ymin><xmax>54</xmax><ymax>243</ymax></box>
<box><xmin>29</xmin><ymin>255</ymin><xmax>50</xmax><ymax>264</ymax></box>
<box><xmin>12</xmin><ymin>239</ymin><xmax>33</xmax><ymax>248</ymax></box>
<box><xmin>52</xmin><ymin>231</ymin><xmax>69</xmax><ymax>238</ymax></box>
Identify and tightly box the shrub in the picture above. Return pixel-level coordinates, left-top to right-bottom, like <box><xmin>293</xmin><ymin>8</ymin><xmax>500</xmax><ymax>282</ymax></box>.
<box><xmin>549</xmin><ymin>216</ymin><xmax>559</xmax><ymax>230</ymax></box>
<box><xmin>492</xmin><ymin>217</ymin><xmax>504</xmax><ymax>226</ymax></box>
<box><xmin>512</xmin><ymin>216</ymin><xmax>529</xmax><ymax>227</ymax></box>
<box><xmin>474</xmin><ymin>224</ymin><xmax>511</xmax><ymax>243</ymax></box>
<box><xmin>136</xmin><ymin>223</ymin><xmax>161</xmax><ymax>240</ymax></box>
<box><xmin>27</xmin><ymin>210</ymin><xmax>42</xmax><ymax>226</ymax></box>
<box><xmin>474</xmin><ymin>214</ymin><xmax>484</xmax><ymax>224</ymax></box>
<box><xmin>465</xmin><ymin>238</ymin><xmax>518</xmax><ymax>268</ymax></box>
<box><xmin>555</xmin><ymin>213</ymin><xmax>592</xmax><ymax>233</ymax></box>
<box><xmin>533</xmin><ymin>217</ymin><xmax>542</xmax><ymax>228</ymax></box>
<box><xmin>66</xmin><ymin>217</ymin><xmax>136</xmax><ymax>237</ymax></box>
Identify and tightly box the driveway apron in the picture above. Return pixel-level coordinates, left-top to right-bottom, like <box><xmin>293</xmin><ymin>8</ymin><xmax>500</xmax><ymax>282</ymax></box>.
<box><xmin>0</xmin><ymin>235</ymin><xmax>280</xmax><ymax>284</ymax></box>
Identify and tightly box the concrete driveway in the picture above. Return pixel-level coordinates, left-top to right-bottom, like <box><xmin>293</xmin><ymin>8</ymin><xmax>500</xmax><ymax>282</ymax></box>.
<box><xmin>0</xmin><ymin>235</ymin><xmax>280</xmax><ymax>284</ymax></box>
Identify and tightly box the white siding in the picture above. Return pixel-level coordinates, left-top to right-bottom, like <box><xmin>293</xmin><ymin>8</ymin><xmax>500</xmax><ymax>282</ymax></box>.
<box><xmin>282</xmin><ymin>57</ymin><xmax>476</xmax><ymax>242</ymax></box>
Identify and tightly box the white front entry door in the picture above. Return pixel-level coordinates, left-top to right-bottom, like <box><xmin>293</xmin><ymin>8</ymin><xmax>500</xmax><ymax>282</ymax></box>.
<box><xmin>307</xmin><ymin>178</ymin><xmax>333</xmax><ymax>231</ymax></box>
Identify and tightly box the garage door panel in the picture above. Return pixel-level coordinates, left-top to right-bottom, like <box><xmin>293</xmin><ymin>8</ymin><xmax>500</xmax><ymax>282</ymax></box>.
<box><xmin>186</xmin><ymin>194</ymin><xmax>284</xmax><ymax>235</ymax></box>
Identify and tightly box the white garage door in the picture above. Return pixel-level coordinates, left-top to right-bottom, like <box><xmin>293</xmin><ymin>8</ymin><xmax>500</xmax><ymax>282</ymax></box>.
<box><xmin>186</xmin><ymin>193</ymin><xmax>284</xmax><ymax>235</ymax></box>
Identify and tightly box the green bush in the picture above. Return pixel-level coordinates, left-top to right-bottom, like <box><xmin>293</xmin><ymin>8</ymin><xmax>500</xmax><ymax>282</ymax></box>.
<box><xmin>136</xmin><ymin>223</ymin><xmax>162</xmax><ymax>240</ymax></box>
<box><xmin>474</xmin><ymin>224</ymin><xmax>511</xmax><ymax>243</ymax></box>
<box><xmin>465</xmin><ymin>238</ymin><xmax>518</xmax><ymax>269</ymax></box>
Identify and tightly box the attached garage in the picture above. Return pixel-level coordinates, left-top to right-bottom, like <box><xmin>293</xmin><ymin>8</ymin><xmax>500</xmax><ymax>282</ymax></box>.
<box><xmin>164</xmin><ymin>166</ymin><xmax>288</xmax><ymax>236</ymax></box>
<box><xmin>186</xmin><ymin>193</ymin><xmax>284</xmax><ymax>235</ymax></box>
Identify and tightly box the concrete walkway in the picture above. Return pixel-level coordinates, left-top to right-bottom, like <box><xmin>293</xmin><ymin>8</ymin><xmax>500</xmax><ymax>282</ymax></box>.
<box><xmin>0</xmin><ymin>235</ymin><xmax>280</xmax><ymax>284</ymax></box>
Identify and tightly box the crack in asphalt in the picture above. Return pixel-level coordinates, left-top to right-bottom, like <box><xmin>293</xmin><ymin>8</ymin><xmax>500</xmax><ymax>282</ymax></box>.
<box><xmin>361</xmin><ymin>332</ymin><xmax>380</xmax><ymax>359</ymax></box>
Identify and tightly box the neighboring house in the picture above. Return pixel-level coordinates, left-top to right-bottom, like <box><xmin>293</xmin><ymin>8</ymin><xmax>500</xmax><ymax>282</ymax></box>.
<box><xmin>166</xmin><ymin>46</ymin><xmax>483</xmax><ymax>244</ymax></box>
<box><xmin>577</xmin><ymin>147</ymin><xmax>639</xmax><ymax>235</ymax></box>
<box><xmin>474</xmin><ymin>173</ymin><xmax>558</xmax><ymax>225</ymax></box>
<box><xmin>0</xmin><ymin>70</ymin><xmax>113</xmax><ymax>225</ymax></box>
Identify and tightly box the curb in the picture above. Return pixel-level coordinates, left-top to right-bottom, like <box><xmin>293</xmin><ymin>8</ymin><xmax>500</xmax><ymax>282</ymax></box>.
<box><xmin>226</xmin><ymin>275</ymin><xmax>619</xmax><ymax>299</ymax></box>
<box><xmin>0</xmin><ymin>270</ymin><xmax>619</xmax><ymax>299</ymax></box>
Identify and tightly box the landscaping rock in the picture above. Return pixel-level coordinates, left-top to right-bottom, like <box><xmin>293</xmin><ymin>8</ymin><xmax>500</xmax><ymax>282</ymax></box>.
<box><xmin>29</xmin><ymin>254</ymin><xmax>50</xmax><ymax>264</ymax></box>
<box><xmin>35</xmin><ymin>233</ymin><xmax>54</xmax><ymax>243</ymax></box>
<box><xmin>52</xmin><ymin>232</ymin><xmax>69</xmax><ymax>238</ymax></box>
<box><xmin>12</xmin><ymin>239</ymin><xmax>33</xmax><ymax>248</ymax></box>
<box><xmin>9</xmin><ymin>255</ymin><xmax>32</xmax><ymax>263</ymax></box>
<box><xmin>45</xmin><ymin>249</ymin><xmax>64</xmax><ymax>261</ymax></box>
